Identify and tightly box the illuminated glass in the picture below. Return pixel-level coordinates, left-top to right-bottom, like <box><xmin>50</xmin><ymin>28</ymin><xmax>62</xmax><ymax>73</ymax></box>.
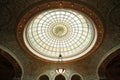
<box><xmin>23</xmin><ymin>9</ymin><xmax>97</xmax><ymax>61</ymax></box>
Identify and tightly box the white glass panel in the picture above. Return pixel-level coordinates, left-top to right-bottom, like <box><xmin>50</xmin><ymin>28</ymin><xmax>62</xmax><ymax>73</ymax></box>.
<box><xmin>24</xmin><ymin>9</ymin><xmax>97</xmax><ymax>61</ymax></box>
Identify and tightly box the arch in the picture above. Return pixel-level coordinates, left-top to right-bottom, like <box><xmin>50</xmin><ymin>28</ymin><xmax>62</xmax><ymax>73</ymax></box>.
<box><xmin>55</xmin><ymin>74</ymin><xmax>66</xmax><ymax>80</ymax></box>
<box><xmin>71</xmin><ymin>74</ymin><xmax>82</xmax><ymax>80</ymax></box>
<box><xmin>98</xmin><ymin>47</ymin><xmax>120</xmax><ymax>80</ymax></box>
<box><xmin>70</xmin><ymin>73</ymin><xmax>83</xmax><ymax>80</ymax></box>
<box><xmin>0</xmin><ymin>46</ymin><xmax>23</xmax><ymax>79</ymax></box>
<box><xmin>39</xmin><ymin>75</ymin><xmax>49</xmax><ymax>80</ymax></box>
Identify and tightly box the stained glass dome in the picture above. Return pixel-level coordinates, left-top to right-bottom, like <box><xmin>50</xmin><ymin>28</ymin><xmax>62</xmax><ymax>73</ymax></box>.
<box><xmin>23</xmin><ymin>9</ymin><xmax>97</xmax><ymax>61</ymax></box>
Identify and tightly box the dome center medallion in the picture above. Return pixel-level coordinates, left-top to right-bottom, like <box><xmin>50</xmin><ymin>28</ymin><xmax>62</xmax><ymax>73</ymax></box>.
<box><xmin>52</xmin><ymin>24</ymin><xmax>68</xmax><ymax>37</ymax></box>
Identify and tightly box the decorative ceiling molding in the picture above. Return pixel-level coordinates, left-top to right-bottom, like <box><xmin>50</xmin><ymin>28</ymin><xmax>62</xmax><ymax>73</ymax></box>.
<box><xmin>17</xmin><ymin>0</ymin><xmax>104</xmax><ymax>62</ymax></box>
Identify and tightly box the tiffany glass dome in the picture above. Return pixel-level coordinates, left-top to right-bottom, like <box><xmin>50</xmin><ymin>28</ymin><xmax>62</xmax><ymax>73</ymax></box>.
<box><xmin>23</xmin><ymin>9</ymin><xmax>97</xmax><ymax>61</ymax></box>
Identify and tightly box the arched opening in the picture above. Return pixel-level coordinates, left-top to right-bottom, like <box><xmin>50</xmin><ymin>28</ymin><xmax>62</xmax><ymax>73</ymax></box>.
<box><xmin>0</xmin><ymin>49</ymin><xmax>22</xmax><ymax>80</ymax></box>
<box><xmin>39</xmin><ymin>75</ymin><xmax>49</xmax><ymax>80</ymax></box>
<box><xmin>98</xmin><ymin>49</ymin><xmax>120</xmax><ymax>80</ymax></box>
<box><xmin>71</xmin><ymin>74</ymin><xmax>82</xmax><ymax>80</ymax></box>
<box><xmin>55</xmin><ymin>74</ymin><xmax>65</xmax><ymax>80</ymax></box>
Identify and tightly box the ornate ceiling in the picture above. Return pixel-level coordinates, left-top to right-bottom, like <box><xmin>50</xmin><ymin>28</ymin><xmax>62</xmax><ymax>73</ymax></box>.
<box><xmin>0</xmin><ymin>0</ymin><xmax>120</xmax><ymax>80</ymax></box>
<box><xmin>17</xmin><ymin>1</ymin><xmax>103</xmax><ymax>62</ymax></box>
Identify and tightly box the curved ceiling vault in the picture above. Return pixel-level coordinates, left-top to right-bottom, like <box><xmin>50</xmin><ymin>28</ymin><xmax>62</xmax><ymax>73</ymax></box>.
<box><xmin>0</xmin><ymin>49</ymin><xmax>22</xmax><ymax>80</ymax></box>
<box><xmin>1</xmin><ymin>0</ymin><xmax>120</xmax><ymax>80</ymax></box>
<box><xmin>98</xmin><ymin>49</ymin><xmax>120</xmax><ymax>80</ymax></box>
<box><xmin>17</xmin><ymin>1</ymin><xmax>104</xmax><ymax>62</ymax></box>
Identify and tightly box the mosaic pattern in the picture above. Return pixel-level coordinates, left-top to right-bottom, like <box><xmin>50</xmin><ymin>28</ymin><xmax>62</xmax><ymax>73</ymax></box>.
<box><xmin>23</xmin><ymin>9</ymin><xmax>97</xmax><ymax>61</ymax></box>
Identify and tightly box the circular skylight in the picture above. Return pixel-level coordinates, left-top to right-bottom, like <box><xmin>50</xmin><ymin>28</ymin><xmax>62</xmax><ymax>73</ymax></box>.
<box><xmin>23</xmin><ymin>9</ymin><xmax>97</xmax><ymax>61</ymax></box>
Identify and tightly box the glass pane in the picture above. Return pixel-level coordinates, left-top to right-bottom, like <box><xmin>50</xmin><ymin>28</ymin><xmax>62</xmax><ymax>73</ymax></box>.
<box><xmin>24</xmin><ymin>9</ymin><xmax>97</xmax><ymax>61</ymax></box>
